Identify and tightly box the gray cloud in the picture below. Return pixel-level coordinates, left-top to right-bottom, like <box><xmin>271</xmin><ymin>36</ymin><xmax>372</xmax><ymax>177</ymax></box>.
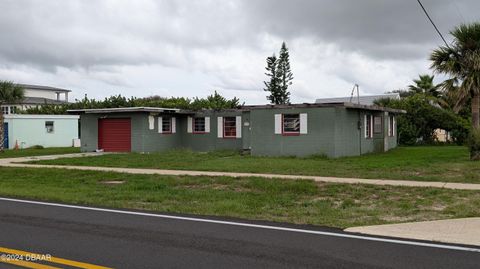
<box><xmin>0</xmin><ymin>0</ymin><xmax>478</xmax><ymax>103</ymax></box>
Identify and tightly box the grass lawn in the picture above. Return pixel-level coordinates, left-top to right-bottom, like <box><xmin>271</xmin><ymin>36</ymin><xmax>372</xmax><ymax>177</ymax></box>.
<box><xmin>0</xmin><ymin>167</ymin><xmax>479</xmax><ymax>228</ymax></box>
<box><xmin>0</xmin><ymin>147</ymin><xmax>80</xmax><ymax>159</ymax></box>
<box><xmin>30</xmin><ymin>146</ymin><xmax>480</xmax><ymax>183</ymax></box>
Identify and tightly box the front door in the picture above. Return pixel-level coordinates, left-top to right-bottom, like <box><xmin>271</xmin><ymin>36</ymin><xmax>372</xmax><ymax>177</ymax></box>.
<box><xmin>3</xmin><ymin>122</ymin><xmax>8</xmax><ymax>149</ymax></box>
<box><xmin>372</xmin><ymin>115</ymin><xmax>384</xmax><ymax>153</ymax></box>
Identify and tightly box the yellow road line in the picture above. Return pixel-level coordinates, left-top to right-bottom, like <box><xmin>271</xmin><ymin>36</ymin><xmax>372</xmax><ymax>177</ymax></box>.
<box><xmin>0</xmin><ymin>246</ymin><xmax>112</xmax><ymax>269</ymax></box>
<box><xmin>0</xmin><ymin>259</ymin><xmax>60</xmax><ymax>269</ymax></box>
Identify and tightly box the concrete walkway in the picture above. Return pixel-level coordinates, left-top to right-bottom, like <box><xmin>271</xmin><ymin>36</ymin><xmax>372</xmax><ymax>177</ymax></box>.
<box><xmin>345</xmin><ymin>218</ymin><xmax>480</xmax><ymax>247</ymax></box>
<box><xmin>1</xmin><ymin>153</ymin><xmax>480</xmax><ymax>190</ymax></box>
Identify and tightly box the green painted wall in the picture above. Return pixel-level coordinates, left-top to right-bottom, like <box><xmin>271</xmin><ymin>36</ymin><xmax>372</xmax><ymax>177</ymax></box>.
<box><xmin>79</xmin><ymin>107</ymin><xmax>400</xmax><ymax>157</ymax></box>
<box><xmin>248</xmin><ymin>107</ymin><xmax>336</xmax><ymax>157</ymax></box>
<box><xmin>179</xmin><ymin>110</ymin><xmax>243</xmax><ymax>152</ymax></box>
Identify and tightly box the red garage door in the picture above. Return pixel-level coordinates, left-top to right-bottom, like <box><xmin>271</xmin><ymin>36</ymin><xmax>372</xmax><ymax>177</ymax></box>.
<box><xmin>98</xmin><ymin>118</ymin><xmax>131</xmax><ymax>152</ymax></box>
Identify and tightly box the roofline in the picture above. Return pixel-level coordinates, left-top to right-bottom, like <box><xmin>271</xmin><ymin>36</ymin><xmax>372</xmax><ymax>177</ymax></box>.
<box><xmin>18</xmin><ymin>83</ymin><xmax>71</xmax><ymax>93</ymax></box>
<box><xmin>315</xmin><ymin>93</ymin><xmax>400</xmax><ymax>101</ymax></box>
<box><xmin>67</xmin><ymin>103</ymin><xmax>405</xmax><ymax>114</ymax></box>
<box><xmin>4</xmin><ymin>114</ymin><xmax>79</xmax><ymax>119</ymax></box>
<box><xmin>242</xmin><ymin>102</ymin><xmax>406</xmax><ymax>113</ymax></box>
<box><xmin>342</xmin><ymin>102</ymin><xmax>406</xmax><ymax>114</ymax></box>
<box><xmin>67</xmin><ymin>107</ymin><xmax>181</xmax><ymax>114</ymax></box>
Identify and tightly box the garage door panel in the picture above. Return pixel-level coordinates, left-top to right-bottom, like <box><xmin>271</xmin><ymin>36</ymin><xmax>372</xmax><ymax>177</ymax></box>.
<box><xmin>98</xmin><ymin>118</ymin><xmax>131</xmax><ymax>152</ymax></box>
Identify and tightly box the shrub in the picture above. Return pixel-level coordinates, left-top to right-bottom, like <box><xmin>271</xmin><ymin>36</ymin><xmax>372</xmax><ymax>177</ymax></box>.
<box><xmin>468</xmin><ymin>129</ymin><xmax>480</xmax><ymax>160</ymax></box>
<box><xmin>28</xmin><ymin>145</ymin><xmax>44</xmax><ymax>149</ymax></box>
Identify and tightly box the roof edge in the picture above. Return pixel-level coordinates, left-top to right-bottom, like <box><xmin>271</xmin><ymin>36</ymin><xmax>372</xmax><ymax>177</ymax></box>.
<box><xmin>67</xmin><ymin>107</ymin><xmax>181</xmax><ymax>114</ymax></box>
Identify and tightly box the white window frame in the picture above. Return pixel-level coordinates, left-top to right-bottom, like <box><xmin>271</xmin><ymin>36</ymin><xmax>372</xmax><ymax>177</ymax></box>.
<box><xmin>365</xmin><ymin>115</ymin><xmax>373</xmax><ymax>138</ymax></box>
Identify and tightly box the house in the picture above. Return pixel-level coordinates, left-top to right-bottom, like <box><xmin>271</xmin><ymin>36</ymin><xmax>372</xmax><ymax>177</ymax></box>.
<box><xmin>316</xmin><ymin>93</ymin><xmax>400</xmax><ymax>106</ymax></box>
<box><xmin>69</xmin><ymin>102</ymin><xmax>404</xmax><ymax>158</ymax></box>
<box><xmin>3</xmin><ymin>114</ymin><xmax>80</xmax><ymax>149</ymax></box>
<box><xmin>1</xmin><ymin>84</ymin><xmax>71</xmax><ymax>115</ymax></box>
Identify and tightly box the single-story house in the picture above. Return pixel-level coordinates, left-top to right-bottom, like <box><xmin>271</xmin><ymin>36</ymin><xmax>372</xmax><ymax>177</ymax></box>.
<box><xmin>3</xmin><ymin>114</ymin><xmax>80</xmax><ymax>149</ymax></box>
<box><xmin>69</xmin><ymin>103</ymin><xmax>405</xmax><ymax>158</ymax></box>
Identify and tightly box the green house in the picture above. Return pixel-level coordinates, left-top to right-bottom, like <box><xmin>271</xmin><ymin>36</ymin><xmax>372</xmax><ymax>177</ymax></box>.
<box><xmin>69</xmin><ymin>103</ymin><xmax>405</xmax><ymax>158</ymax></box>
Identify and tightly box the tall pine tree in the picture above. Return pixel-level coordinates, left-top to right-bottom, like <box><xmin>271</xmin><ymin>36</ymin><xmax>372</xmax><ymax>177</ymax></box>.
<box><xmin>276</xmin><ymin>42</ymin><xmax>293</xmax><ymax>104</ymax></box>
<box><xmin>263</xmin><ymin>54</ymin><xmax>281</xmax><ymax>104</ymax></box>
<box><xmin>263</xmin><ymin>42</ymin><xmax>293</xmax><ymax>104</ymax></box>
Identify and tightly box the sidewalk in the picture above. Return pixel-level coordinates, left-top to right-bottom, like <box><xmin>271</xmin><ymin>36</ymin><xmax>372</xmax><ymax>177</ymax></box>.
<box><xmin>1</xmin><ymin>153</ymin><xmax>480</xmax><ymax>190</ymax></box>
<box><xmin>345</xmin><ymin>218</ymin><xmax>480</xmax><ymax>247</ymax></box>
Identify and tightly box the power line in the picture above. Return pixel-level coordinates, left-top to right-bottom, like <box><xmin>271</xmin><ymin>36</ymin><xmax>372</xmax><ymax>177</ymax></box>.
<box><xmin>416</xmin><ymin>0</ymin><xmax>449</xmax><ymax>47</ymax></box>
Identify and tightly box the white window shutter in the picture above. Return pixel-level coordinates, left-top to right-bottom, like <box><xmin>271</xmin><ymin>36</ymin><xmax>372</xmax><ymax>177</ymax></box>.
<box><xmin>393</xmin><ymin>116</ymin><xmax>395</xmax><ymax>136</ymax></box>
<box><xmin>217</xmin><ymin>117</ymin><xmax>223</xmax><ymax>138</ymax></box>
<box><xmin>205</xmin><ymin>117</ymin><xmax>210</xmax><ymax>133</ymax></box>
<box><xmin>274</xmin><ymin>114</ymin><xmax>282</xmax><ymax>134</ymax></box>
<box><xmin>158</xmin><ymin>117</ymin><xmax>163</xmax><ymax>133</ymax></box>
<box><xmin>172</xmin><ymin>117</ymin><xmax>176</xmax><ymax>133</ymax></box>
<box><xmin>388</xmin><ymin>116</ymin><xmax>391</xmax><ymax>136</ymax></box>
<box><xmin>236</xmin><ymin>116</ymin><xmax>242</xmax><ymax>138</ymax></box>
<box><xmin>300</xmin><ymin>113</ymin><xmax>308</xmax><ymax>134</ymax></box>
<box><xmin>148</xmin><ymin>115</ymin><xmax>155</xmax><ymax>130</ymax></box>
<box><xmin>187</xmin><ymin>117</ymin><xmax>193</xmax><ymax>133</ymax></box>
<box><xmin>364</xmin><ymin>115</ymin><xmax>368</xmax><ymax>138</ymax></box>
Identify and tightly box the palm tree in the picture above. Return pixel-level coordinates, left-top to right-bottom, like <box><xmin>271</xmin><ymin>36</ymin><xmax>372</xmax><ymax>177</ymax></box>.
<box><xmin>430</xmin><ymin>23</ymin><xmax>480</xmax><ymax>160</ymax></box>
<box><xmin>408</xmin><ymin>74</ymin><xmax>441</xmax><ymax>98</ymax></box>
<box><xmin>0</xmin><ymin>81</ymin><xmax>25</xmax><ymax>151</ymax></box>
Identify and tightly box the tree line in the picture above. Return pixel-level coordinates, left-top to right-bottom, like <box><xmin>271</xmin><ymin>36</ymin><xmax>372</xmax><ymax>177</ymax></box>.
<box><xmin>23</xmin><ymin>91</ymin><xmax>241</xmax><ymax>115</ymax></box>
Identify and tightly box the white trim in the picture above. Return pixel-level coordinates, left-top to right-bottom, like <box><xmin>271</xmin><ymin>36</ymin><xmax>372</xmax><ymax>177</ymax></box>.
<box><xmin>364</xmin><ymin>115</ymin><xmax>368</xmax><ymax>138</ymax></box>
<box><xmin>187</xmin><ymin>117</ymin><xmax>193</xmax><ymax>133</ymax></box>
<box><xmin>393</xmin><ymin>116</ymin><xmax>396</xmax><ymax>136</ymax></box>
<box><xmin>205</xmin><ymin>117</ymin><xmax>210</xmax><ymax>133</ymax></box>
<box><xmin>300</xmin><ymin>113</ymin><xmax>308</xmax><ymax>134</ymax></box>
<box><xmin>274</xmin><ymin>114</ymin><xmax>282</xmax><ymax>134</ymax></box>
<box><xmin>148</xmin><ymin>116</ymin><xmax>155</xmax><ymax>130</ymax></box>
<box><xmin>158</xmin><ymin>117</ymin><xmax>163</xmax><ymax>133</ymax></box>
<box><xmin>217</xmin><ymin>117</ymin><xmax>224</xmax><ymax>138</ymax></box>
<box><xmin>388</xmin><ymin>115</ymin><xmax>391</xmax><ymax>136</ymax></box>
<box><xmin>4</xmin><ymin>114</ymin><xmax>79</xmax><ymax>120</ymax></box>
<box><xmin>236</xmin><ymin>116</ymin><xmax>242</xmax><ymax>138</ymax></box>
<box><xmin>0</xmin><ymin>197</ymin><xmax>478</xmax><ymax>253</ymax></box>
<box><xmin>172</xmin><ymin>117</ymin><xmax>176</xmax><ymax>133</ymax></box>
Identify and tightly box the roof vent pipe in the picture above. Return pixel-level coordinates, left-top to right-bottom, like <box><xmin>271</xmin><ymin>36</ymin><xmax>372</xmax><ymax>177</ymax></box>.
<box><xmin>349</xmin><ymin>84</ymin><xmax>360</xmax><ymax>104</ymax></box>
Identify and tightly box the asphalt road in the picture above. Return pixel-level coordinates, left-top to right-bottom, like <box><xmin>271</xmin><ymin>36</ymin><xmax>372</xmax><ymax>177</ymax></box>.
<box><xmin>0</xmin><ymin>198</ymin><xmax>478</xmax><ymax>269</ymax></box>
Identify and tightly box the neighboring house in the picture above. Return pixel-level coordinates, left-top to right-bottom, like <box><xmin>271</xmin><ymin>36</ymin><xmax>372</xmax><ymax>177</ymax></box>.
<box><xmin>434</xmin><ymin>128</ymin><xmax>451</xmax><ymax>142</ymax></box>
<box><xmin>316</xmin><ymin>93</ymin><xmax>400</xmax><ymax>106</ymax></box>
<box><xmin>1</xmin><ymin>84</ymin><xmax>71</xmax><ymax>115</ymax></box>
<box><xmin>69</xmin><ymin>102</ymin><xmax>405</xmax><ymax>158</ymax></box>
<box><xmin>3</xmin><ymin>114</ymin><xmax>80</xmax><ymax>149</ymax></box>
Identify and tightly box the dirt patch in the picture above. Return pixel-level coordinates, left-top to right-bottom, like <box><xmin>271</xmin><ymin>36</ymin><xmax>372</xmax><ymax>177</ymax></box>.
<box><xmin>100</xmin><ymin>180</ymin><xmax>126</xmax><ymax>185</ymax></box>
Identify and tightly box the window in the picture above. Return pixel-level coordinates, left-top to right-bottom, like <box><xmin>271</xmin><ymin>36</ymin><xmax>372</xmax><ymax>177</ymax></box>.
<box><xmin>10</xmin><ymin>106</ymin><xmax>17</xmax><ymax>114</ymax></box>
<box><xmin>283</xmin><ymin>114</ymin><xmax>300</xmax><ymax>134</ymax></box>
<box><xmin>389</xmin><ymin>115</ymin><xmax>395</xmax><ymax>137</ymax></box>
<box><xmin>193</xmin><ymin>117</ymin><xmax>206</xmax><ymax>133</ymax></box>
<box><xmin>45</xmin><ymin>121</ymin><xmax>54</xmax><ymax>133</ymax></box>
<box><xmin>162</xmin><ymin>117</ymin><xmax>172</xmax><ymax>133</ymax></box>
<box><xmin>374</xmin><ymin>116</ymin><xmax>382</xmax><ymax>134</ymax></box>
<box><xmin>223</xmin><ymin>117</ymin><xmax>236</xmax><ymax>138</ymax></box>
<box><xmin>1</xmin><ymin>106</ymin><xmax>8</xmax><ymax>115</ymax></box>
<box><xmin>365</xmin><ymin>115</ymin><xmax>373</xmax><ymax>138</ymax></box>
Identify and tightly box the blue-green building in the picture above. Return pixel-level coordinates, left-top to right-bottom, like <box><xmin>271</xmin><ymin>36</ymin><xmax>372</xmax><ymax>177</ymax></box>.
<box><xmin>70</xmin><ymin>103</ymin><xmax>405</xmax><ymax>158</ymax></box>
<box><xmin>3</xmin><ymin>114</ymin><xmax>80</xmax><ymax>149</ymax></box>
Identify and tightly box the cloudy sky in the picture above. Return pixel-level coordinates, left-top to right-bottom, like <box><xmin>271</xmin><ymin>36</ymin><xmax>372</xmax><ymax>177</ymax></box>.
<box><xmin>0</xmin><ymin>0</ymin><xmax>478</xmax><ymax>104</ymax></box>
